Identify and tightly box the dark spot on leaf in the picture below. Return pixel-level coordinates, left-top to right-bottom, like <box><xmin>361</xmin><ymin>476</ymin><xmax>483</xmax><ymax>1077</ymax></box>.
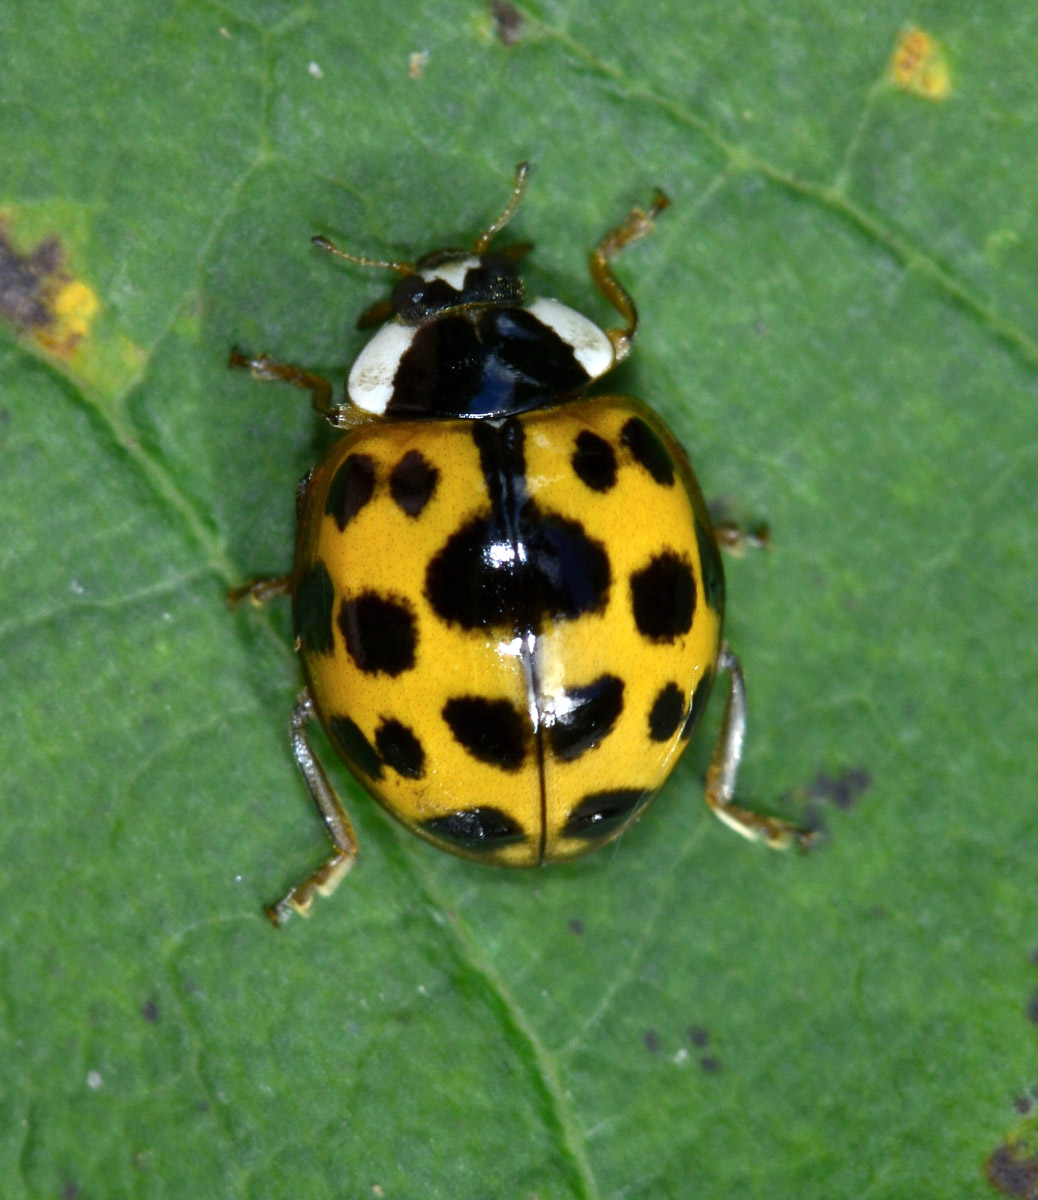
<box><xmin>490</xmin><ymin>0</ymin><xmax>524</xmax><ymax>45</ymax></box>
<box><xmin>700</xmin><ymin>1056</ymin><xmax>722</xmax><ymax>1075</ymax></box>
<box><xmin>687</xmin><ymin>1026</ymin><xmax>709</xmax><ymax>1047</ymax></box>
<box><xmin>986</xmin><ymin>1141</ymin><xmax>1038</xmax><ymax>1198</ymax></box>
<box><xmin>807</xmin><ymin>767</ymin><xmax>872</xmax><ymax>810</ymax></box>
<box><xmin>643</xmin><ymin>1029</ymin><xmax>660</xmax><ymax>1053</ymax></box>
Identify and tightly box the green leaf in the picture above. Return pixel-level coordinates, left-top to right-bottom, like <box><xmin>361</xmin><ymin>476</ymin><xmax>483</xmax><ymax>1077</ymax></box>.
<box><xmin>2</xmin><ymin>3</ymin><xmax>1036</xmax><ymax>1197</ymax></box>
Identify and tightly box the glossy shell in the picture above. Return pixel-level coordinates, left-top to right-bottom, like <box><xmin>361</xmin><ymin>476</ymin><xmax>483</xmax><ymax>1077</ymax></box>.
<box><xmin>292</xmin><ymin>394</ymin><xmax>725</xmax><ymax>865</ymax></box>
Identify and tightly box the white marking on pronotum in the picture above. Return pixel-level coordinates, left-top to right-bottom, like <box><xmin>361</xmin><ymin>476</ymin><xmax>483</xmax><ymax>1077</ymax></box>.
<box><xmin>347</xmin><ymin>323</ymin><xmax>416</xmax><ymax>413</ymax></box>
<box><xmin>420</xmin><ymin>256</ymin><xmax>481</xmax><ymax>292</ymax></box>
<box><xmin>526</xmin><ymin>297</ymin><xmax>614</xmax><ymax>380</ymax></box>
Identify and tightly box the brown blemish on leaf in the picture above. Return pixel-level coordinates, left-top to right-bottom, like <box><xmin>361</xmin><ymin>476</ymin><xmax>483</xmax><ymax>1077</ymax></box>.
<box><xmin>986</xmin><ymin>1141</ymin><xmax>1038</xmax><ymax>1198</ymax></box>
<box><xmin>643</xmin><ymin>1029</ymin><xmax>660</xmax><ymax>1053</ymax></box>
<box><xmin>490</xmin><ymin>0</ymin><xmax>524</xmax><ymax>45</ymax></box>
<box><xmin>889</xmin><ymin>28</ymin><xmax>952</xmax><ymax>101</ymax></box>
<box><xmin>0</xmin><ymin>219</ymin><xmax>98</xmax><ymax>358</ymax></box>
<box><xmin>687</xmin><ymin>1025</ymin><xmax>709</xmax><ymax>1047</ymax></box>
<box><xmin>568</xmin><ymin>917</ymin><xmax>584</xmax><ymax>936</ymax></box>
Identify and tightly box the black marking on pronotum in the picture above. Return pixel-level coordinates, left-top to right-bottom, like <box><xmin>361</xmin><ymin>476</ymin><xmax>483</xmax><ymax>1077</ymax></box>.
<box><xmin>293</xmin><ymin>560</ymin><xmax>336</xmax><ymax>656</ymax></box>
<box><xmin>375</xmin><ymin>718</ymin><xmax>426</xmax><ymax>779</ymax></box>
<box><xmin>442</xmin><ymin>695</ymin><xmax>529</xmax><ymax>770</ymax></box>
<box><xmin>389</xmin><ymin>449</ymin><xmax>439</xmax><ymax>517</ymax></box>
<box><xmin>630</xmin><ymin>551</ymin><xmax>696</xmax><ymax>643</ymax></box>
<box><xmin>338</xmin><ymin>591</ymin><xmax>418</xmax><ymax>676</ymax></box>
<box><xmin>548</xmin><ymin>675</ymin><xmax>624</xmax><ymax>761</ymax></box>
<box><xmin>387</xmin><ymin>308</ymin><xmax>589</xmax><ymax>419</ymax></box>
<box><xmin>562</xmin><ymin>788</ymin><xmax>654</xmax><ymax>840</ymax></box>
<box><xmin>680</xmin><ymin>671</ymin><xmax>714</xmax><ymax>741</ymax></box>
<box><xmin>571</xmin><ymin>429</ymin><xmax>618</xmax><ymax>492</ymax></box>
<box><xmin>621</xmin><ymin>416</ymin><xmax>675</xmax><ymax>486</ymax></box>
<box><xmin>327</xmin><ymin>715</ymin><xmax>383</xmax><ymax>780</ymax></box>
<box><xmin>648</xmin><ymin>682</ymin><xmax>685</xmax><ymax>742</ymax></box>
<box><xmin>422</xmin><ymin>806</ymin><xmax>526</xmax><ymax>850</ymax></box>
<box><xmin>425</xmin><ymin>418</ymin><xmax>610</xmax><ymax>630</ymax></box>
<box><xmin>325</xmin><ymin>453</ymin><xmax>376</xmax><ymax>531</ymax></box>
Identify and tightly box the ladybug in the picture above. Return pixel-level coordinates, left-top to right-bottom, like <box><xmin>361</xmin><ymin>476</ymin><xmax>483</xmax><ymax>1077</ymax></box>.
<box><xmin>231</xmin><ymin>164</ymin><xmax>809</xmax><ymax>924</ymax></box>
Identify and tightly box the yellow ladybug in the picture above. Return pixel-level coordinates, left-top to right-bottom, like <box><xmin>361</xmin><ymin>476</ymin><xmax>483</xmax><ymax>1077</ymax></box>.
<box><xmin>232</xmin><ymin>164</ymin><xmax>809</xmax><ymax>923</ymax></box>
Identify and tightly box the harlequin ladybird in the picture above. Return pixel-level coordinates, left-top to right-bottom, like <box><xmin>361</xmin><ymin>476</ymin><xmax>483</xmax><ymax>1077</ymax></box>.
<box><xmin>232</xmin><ymin>164</ymin><xmax>809</xmax><ymax>924</ymax></box>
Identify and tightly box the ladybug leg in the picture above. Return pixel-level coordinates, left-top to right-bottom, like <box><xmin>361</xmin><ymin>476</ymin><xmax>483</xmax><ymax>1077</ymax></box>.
<box><xmin>229</xmin><ymin>346</ymin><xmax>358</xmax><ymax>428</ymax></box>
<box><xmin>705</xmin><ymin>645</ymin><xmax>814</xmax><ymax>850</ymax></box>
<box><xmin>589</xmin><ymin>190</ymin><xmax>670</xmax><ymax>363</ymax></box>
<box><xmin>713</xmin><ymin>521</ymin><xmax>771</xmax><ymax>556</ymax></box>
<box><xmin>267</xmin><ymin>690</ymin><xmax>359</xmax><ymax>926</ymax></box>
<box><xmin>228</xmin><ymin>575</ymin><xmax>291</xmax><ymax>606</ymax></box>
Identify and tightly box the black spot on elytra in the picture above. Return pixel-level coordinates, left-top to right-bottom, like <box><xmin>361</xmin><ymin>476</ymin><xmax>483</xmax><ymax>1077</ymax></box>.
<box><xmin>571</xmin><ymin>430</ymin><xmax>617</xmax><ymax>492</ymax></box>
<box><xmin>294</xmin><ymin>469</ymin><xmax>313</xmax><ymax>520</ymax></box>
<box><xmin>548</xmin><ymin>675</ymin><xmax>624</xmax><ymax>761</ymax></box>
<box><xmin>648</xmin><ymin>682</ymin><xmax>685</xmax><ymax>742</ymax></box>
<box><xmin>694</xmin><ymin>513</ymin><xmax>725</xmax><ymax>613</ymax></box>
<box><xmin>293</xmin><ymin>560</ymin><xmax>336</xmax><ymax>656</ymax></box>
<box><xmin>338</xmin><ymin>592</ymin><xmax>417</xmax><ymax>676</ymax></box>
<box><xmin>427</xmin><ymin>416</ymin><xmax>610</xmax><ymax>630</ymax></box>
<box><xmin>375</xmin><ymin>718</ymin><xmax>426</xmax><ymax>779</ymax></box>
<box><xmin>621</xmin><ymin>417</ymin><xmax>674</xmax><ymax>486</ymax></box>
<box><xmin>325</xmin><ymin>453</ymin><xmax>376</xmax><ymax>531</ymax></box>
<box><xmin>681</xmin><ymin>671</ymin><xmax>714</xmax><ymax>740</ymax></box>
<box><xmin>328</xmin><ymin>715</ymin><xmax>383</xmax><ymax>779</ymax></box>
<box><xmin>442</xmin><ymin>696</ymin><xmax>529</xmax><ymax>770</ymax></box>
<box><xmin>422</xmin><ymin>807</ymin><xmax>526</xmax><ymax>849</ymax></box>
<box><xmin>562</xmin><ymin>788</ymin><xmax>653</xmax><ymax>840</ymax></box>
<box><xmin>426</xmin><ymin>512</ymin><xmax>610</xmax><ymax>630</ymax></box>
<box><xmin>630</xmin><ymin>552</ymin><xmax>696</xmax><ymax>642</ymax></box>
<box><xmin>390</xmin><ymin>449</ymin><xmax>439</xmax><ymax>517</ymax></box>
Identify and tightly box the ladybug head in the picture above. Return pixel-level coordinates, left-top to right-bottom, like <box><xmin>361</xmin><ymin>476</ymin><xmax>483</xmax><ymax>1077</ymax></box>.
<box><xmin>323</xmin><ymin>164</ymin><xmax>617</xmax><ymax>420</ymax></box>
<box><xmin>387</xmin><ymin>250</ymin><xmax>525</xmax><ymax>324</ymax></box>
<box><xmin>312</xmin><ymin>162</ymin><xmax>533</xmax><ymax>330</ymax></box>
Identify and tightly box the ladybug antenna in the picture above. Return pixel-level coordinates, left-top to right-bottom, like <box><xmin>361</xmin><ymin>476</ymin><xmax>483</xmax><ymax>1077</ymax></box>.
<box><xmin>311</xmin><ymin>235</ymin><xmax>414</xmax><ymax>277</ymax></box>
<box><xmin>472</xmin><ymin>162</ymin><xmax>530</xmax><ymax>253</ymax></box>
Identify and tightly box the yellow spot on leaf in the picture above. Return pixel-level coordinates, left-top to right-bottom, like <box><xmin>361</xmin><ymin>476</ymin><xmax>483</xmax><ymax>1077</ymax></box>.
<box><xmin>889</xmin><ymin>27</ymin><xmax>951</xmax><ymax>100</ymax></box>
<box><xmin>35</xmin><ymin>278</ymin><xmax>100</xmax><ymax>357</ymax></box>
